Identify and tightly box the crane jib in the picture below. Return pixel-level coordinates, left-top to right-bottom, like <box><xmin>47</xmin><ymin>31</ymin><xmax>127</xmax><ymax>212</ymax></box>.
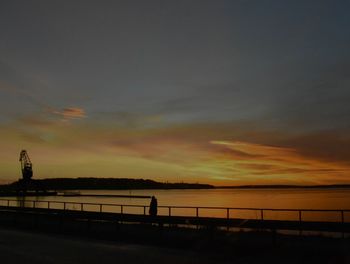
<box><xmin>19</xmin><ymin>150</ymin><xmax>33</xmax><ymax>181</ymax></box>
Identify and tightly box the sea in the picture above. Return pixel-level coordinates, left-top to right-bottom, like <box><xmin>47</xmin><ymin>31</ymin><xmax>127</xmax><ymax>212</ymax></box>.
<box><xmin>2</xmin><ymin>188</ymin><xmax>350</xmax><ymax>222</ymax></box>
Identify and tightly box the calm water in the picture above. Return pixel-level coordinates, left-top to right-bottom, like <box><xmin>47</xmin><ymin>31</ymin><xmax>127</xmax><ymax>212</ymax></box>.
<box><xmin>3</xmin><ymin>188</ymin><xmax>350</xmax><ymax>222</ymax></box>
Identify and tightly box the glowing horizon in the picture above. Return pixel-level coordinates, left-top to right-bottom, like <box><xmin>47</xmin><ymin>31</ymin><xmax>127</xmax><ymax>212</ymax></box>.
<box><xmin>1</xmin><ymin>115</ymin><xmax>350</xmax><ymax>186</ymax></box>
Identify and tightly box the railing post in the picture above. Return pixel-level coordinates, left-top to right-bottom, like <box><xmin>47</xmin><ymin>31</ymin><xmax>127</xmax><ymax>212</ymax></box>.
<box><xmin>196</xmin><ymin>208</ymin><xmax>199</xmax><ymax>217</ymax></box>
<box><xmin>341</xmin><ymin>210</ymin><xmax>344</xmax><ymax>224</ymax></box>
<box><xmin>121</xmin><ymin>205</ymin><xmax>123</xmax><ymax>214</ymax></box>
<box><xmin>81</xmin><ymin>203</ymin><xmax>83</xmax><ymax>211</ymax></box>
<box><xmin>260</xmin><ymin>209</ymin><xmax>264</xmax><ymax>220</ymax></box>
<box><xmin>341</xmin><ymin>210</ymin><xmax>344</xmax><ymax>239</ymax></box>
<box><xmin>33</xmin><ymin>201</ymin><xmax>35</xmax><ymax>208</ymax></box>
<box><xmin>299</xmin><ymin>210</ymin><xmax>302</xmax><ymax>236</ymax></box>
<box><xmin>63</xmin><ymin>202</ymin><xmax>66</xmax><ymax>211</ymax></box>
<box><xmin>48</xmin><ymin>201</ymin><xmax>50</xmax><ymax>209</ymax></box>
<box><xmin>144</xmin><ymin>206</ymin><xmax>146</xmax><ymax>215</ymax></box>
<box><xmin>226</xmin><ymin>208</ymin><xmax>230</xmax><ymax>231</ymax></box>
<box><xmin>7</xmin><ymin>200</ymin><xmax>10</xmax><ymax>207</ymax></box>
<box><xmin>169</xmin><ymin>207</ymin><xmax>171</xmax><ymax>216</ymax></box>
<box><xmin>100</xmin><ymin>204</ymin><xmax>102</xmax><ymax>213</ymax></box>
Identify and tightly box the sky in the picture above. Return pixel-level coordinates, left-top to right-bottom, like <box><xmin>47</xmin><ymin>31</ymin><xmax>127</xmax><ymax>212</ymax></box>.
<box><xmin>0</xmin><ymin>0</ymin><xmax>350</xmax><ymax>185</ymax></box>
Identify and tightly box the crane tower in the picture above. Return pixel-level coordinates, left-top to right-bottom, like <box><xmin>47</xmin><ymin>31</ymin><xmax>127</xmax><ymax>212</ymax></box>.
<box><xmin>19</xmin><ymin>150</ymin><xmax>33</xmax><ymax>181</ymax></box>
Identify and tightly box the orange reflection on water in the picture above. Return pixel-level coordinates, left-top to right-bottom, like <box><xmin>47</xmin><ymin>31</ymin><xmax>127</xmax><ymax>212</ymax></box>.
<box><xmin>6</xmin><ymin>188</ymin><xmax>350</xmax><ymax>222</ymax></box>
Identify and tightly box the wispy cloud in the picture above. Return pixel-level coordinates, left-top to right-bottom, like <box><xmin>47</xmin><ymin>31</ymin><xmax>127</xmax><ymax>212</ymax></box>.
<box><xmin>51</xmin><ymin>107</ymin><xmax>86</xmax><ymax>121</ymax></box>
<box><xmin>209</xmin><ymin>140</ymin><xmax>350</xmax><ymax>184</ymax></box>
<box><xmin>210</xmin><ymin>140</ymin><xmax>296</xmax><ymax>157</ymax></box>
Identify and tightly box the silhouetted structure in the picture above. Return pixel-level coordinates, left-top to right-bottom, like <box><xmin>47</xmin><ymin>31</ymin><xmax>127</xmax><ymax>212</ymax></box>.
<box><xmin>149</xmin><ymin>196</ymin><xmax>158</xmax><ymax>216</ymax></box>
<box><xmin>19</xmin><ymin>150</ymin><xmax>33</xmax><ymax>181</ymax></box>
<box><xmin>18</xmin><ymin>150</ymin><xmax>34</xmax><ymax>194</ymax></box>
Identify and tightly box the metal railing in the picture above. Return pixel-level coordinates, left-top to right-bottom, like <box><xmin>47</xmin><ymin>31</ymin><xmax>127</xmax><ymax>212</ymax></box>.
<box><xmin>0</xmin><ymin>198</ymin><xmax>349</xmax><ymax>225</ymax></box>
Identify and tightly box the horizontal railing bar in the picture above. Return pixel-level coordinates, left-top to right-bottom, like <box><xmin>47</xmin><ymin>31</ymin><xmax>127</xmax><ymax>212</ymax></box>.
<box><xmin>0</xmin><ymin>199</ymin><xmax>146</xmax><ymax>208</ymax></box>
<box><xmin>159</xmin><ymin>206</ymin><xmax>350</xmax><ymax>212</ymax></box>
<box><xmin>0</xmin><ymin>198</ymin><xmax>349</xmax><ymax>213</ymax></box>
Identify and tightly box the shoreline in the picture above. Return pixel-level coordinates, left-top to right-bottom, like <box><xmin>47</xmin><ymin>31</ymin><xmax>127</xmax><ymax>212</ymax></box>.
<box><xmin>2</xmin><ymin>178</ymin><xmax>350</xmax><ymax>191</ymax></box>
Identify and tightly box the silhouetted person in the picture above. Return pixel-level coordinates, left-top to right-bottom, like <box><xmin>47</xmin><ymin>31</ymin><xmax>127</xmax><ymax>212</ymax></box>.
<box><xmin>149</xmin><ymin>196</ymin><xmax>157</xmax><ymax>216</ymax></box>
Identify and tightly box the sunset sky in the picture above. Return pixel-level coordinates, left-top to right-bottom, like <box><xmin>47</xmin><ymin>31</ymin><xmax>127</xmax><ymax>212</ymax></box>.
<box><xmin>1</xmin><ymin>1</ymin><xmax>350</xmax><ymax>185</ymax></box>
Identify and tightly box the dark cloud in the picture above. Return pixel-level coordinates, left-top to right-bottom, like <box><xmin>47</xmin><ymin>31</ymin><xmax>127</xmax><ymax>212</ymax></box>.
<box><xmin>265</xmin><ymin>61</ymin><xmax>350</xmax><ymax>131</ymax></box>
<box><xmin>281</xmin><ymin>131</ymin><xmax>350</xmax><ymax>165</ymax></box>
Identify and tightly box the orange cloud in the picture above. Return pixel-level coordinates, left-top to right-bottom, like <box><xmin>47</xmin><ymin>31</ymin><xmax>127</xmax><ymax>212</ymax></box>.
<box><xmin>209</xmin><ymin>140</ymin><xmax>350</xmax><ymax>185</ymax></box>
<box><xmin>51</xmin><ymin>107</ymin><xmax>86</xmax><ymax>121</ymax></box>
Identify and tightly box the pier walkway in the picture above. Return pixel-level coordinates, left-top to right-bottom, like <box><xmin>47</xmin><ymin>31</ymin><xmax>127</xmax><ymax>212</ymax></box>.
<box><xmin>0</xmin><ymin>199</ymin><xmax>349</xmax><ymax>235</ymax></box>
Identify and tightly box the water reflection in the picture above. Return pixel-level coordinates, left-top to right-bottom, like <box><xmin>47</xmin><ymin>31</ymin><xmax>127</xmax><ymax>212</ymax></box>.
<box><xmin>4</xmin><ymin>188</ymin><xmax>350</xmax><ymax>222</ymax></box>
<box><xmin>16</xmin><ymin>196</ymin><xmax>27</xmax><ymax>208</ymax></box>
<box><xmin>15</xmin><ymin>195</ymin><xmax>42</xmax><ymax>208</ymax></box>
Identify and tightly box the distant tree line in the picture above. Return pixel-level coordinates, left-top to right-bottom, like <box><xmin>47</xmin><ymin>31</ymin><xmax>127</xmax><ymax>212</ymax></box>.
<box><xmin>0</xmin><ymin>177</ymin><xmax>214</xmax><ymax>191</ymax></box>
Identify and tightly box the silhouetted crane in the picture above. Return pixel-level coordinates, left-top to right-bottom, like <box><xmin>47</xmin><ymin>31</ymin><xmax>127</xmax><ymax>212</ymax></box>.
<box><xmin>19</xmin><ymin>150</ymin><xmax>33</xmax><ymax>181</ymax></box>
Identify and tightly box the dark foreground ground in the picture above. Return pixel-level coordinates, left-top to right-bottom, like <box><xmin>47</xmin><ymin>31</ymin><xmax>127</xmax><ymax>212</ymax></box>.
<box><xmin>0</xmin><ymin>207</ymin><xmax>350</xmax><ymax>263</ymax></box>
<box><xmin>0</xmin><ymin>225</ymin><xmax>350</xmax><ymax>264</ymax></box>
<box><xmin>0</xmin><ymin>226</ymin><xmax>222</xmax><ymax>264</ymax></box>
